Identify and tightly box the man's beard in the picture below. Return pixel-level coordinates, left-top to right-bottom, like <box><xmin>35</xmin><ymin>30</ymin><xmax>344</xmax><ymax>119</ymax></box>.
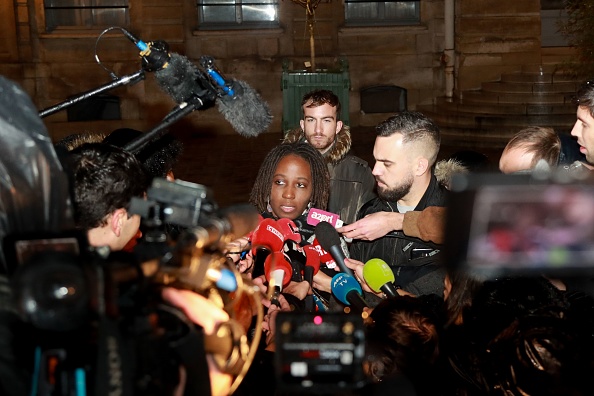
<box><xmin>377</xmin><ymin>173</ymin><xmax>414</xmax><ymax>202</ymax></box>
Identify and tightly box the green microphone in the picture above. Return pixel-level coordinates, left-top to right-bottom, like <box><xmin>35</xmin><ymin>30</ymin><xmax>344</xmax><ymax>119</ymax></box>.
<box><xmin>363</xmin><ymin>258</ymin><xmax>398</xmax><ymax>298</ymax></box>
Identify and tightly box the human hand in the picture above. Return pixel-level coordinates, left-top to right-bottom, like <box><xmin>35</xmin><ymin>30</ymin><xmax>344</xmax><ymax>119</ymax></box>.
<box><xmin>261</xmin><ymin>293</ymin><xmax>291</xmax><ymax>351</ymax></box>
<box><xmin>225</xmin><ymin>237</ymin><xmax>253</xmax><ymax>275</ymax></box>
<box><xmin>162</xmin><ymin>288</ymin><xmax>232</xmax><ymax>396</ymax></box>
<box><xmin>337</xmin><ymin>212</ymin><xmax>404</xmax><ymax>241</ymax></box>
<box><xmin>282</xmin><ymin>280</ymin><xmax>310</xmax><ymax>301</ymax></box>
<box><xmin>312</xmin><ymin>271</ymin><xmax>332</xmax><ymax>293</ymax></box>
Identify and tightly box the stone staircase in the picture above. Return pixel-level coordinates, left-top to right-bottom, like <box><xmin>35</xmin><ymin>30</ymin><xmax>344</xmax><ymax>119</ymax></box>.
<box><xmin>418</xmin><ymin>68</ymin><xmax>581</xmax><ymax>150</ymax></box>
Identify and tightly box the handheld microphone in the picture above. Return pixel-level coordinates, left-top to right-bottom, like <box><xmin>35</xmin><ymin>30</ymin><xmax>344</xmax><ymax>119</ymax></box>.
<box><xmin>311</xmin><ymin>238</ymin><xmax>336</xmax><ymax>268</ymax></box>
<box><xmin>363</xmin><ymin>258</ymin><xmax>399</xmax><ymax>298</ymax></box>
<box><xmin>331</xmin><ymin>273</ymin><xmax>368</xmax><ymax>313</ymax></box>
<box><xmin>264</xmin><ymin>251</ymin><xmax>293</xmax><ymax>306</ymax></box>
<box><xmin>315</xmin><ymin>221</ymin><xmax>354</xmax><ymax>277</ymax></box>
<box><xmin>276</xmin><ymin>218</ymin><xmax>301</xmax><ymax>244</ymax></box>
<box><xmin>307</xmin><ymin>207</ymin><xmax>343</xmax><ymax>228</ymax></box>
<box><xmin>250</xmin><ymin>218</ymin><xmax>284</xmax><ymax>254</ymax></box>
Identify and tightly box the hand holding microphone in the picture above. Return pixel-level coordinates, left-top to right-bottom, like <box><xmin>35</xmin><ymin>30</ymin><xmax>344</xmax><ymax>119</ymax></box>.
<box><xmin>264</xmin><ymin>251</ymin><xmax>293</xmax><ymax>306</ymax></box>
<box><xmin>363</xmin><ymin>258</ymin><xmax>399</xmax><ymax>298</ymax></box>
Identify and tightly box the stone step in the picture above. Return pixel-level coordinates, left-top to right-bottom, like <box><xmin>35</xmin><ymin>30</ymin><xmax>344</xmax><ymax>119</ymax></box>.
<box><xmin>430</xmin><ymin>97</ymin><xmax>575</xmax><ymax>115</ymax></box>
<box><xmin>481</xmin><ymin>81</ymin><xmax>579</xmax><ymax>94</ymax></box>
<box><xmin>461</xmin><ymin>90</ymin><xmax>573</xmax><ymax>105</ymax></box>
<box><xmin>500</xmin><ymin>71</ymin><xmax>578</xmax><ymax>84</ymax></box>
<box><xmin>420</xmin><ymin>107</ymin><xmax>575</xmax><ymax>129</ymax></box>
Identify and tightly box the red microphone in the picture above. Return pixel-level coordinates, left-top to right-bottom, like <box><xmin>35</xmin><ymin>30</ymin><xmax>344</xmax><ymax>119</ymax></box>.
<box><xmin>303</xmin><ymin>244</ymin><xmax>321</xmax><ymax>276</ymax></box>
<box><xmin>312</xmin><ymin>238</ymin><xmax>337</xmax><ymax>269</ymax></box>
<box><xmin>264</xmin><ymin>251</ymin><xmax>293</xmax><ymax>306</ymax></box>
<box><xmin>276</xmin><ymin>217</ymin><xmax>301</xmax><ymax>244</ymax></box>
<box><xmin>250</xmin><ymin>218</ymin><xmax>284</xmax><ymax>255</ymax></box>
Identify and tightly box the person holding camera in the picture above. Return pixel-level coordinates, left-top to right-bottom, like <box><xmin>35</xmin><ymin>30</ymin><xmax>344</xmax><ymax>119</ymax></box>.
<box><xmin>68</xmin><ymin>143</ymin><xmax>150</xmax><ymax>252</ymax></box>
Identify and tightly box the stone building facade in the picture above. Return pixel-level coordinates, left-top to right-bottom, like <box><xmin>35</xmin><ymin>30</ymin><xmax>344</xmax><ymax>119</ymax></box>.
<box><xmin>0</xmin><ymin>0</ymin><xmax>572</xmax><ymax>141</ymax></box>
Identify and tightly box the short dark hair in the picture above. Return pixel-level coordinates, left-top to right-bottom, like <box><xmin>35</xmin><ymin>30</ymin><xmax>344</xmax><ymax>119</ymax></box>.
<box><xmin>376</xmin><ymin>111</ymin><xmax>441</xmax><ymax>165</ymax></box>
<box><xmin>103</xmin><ymin>128</ymin><xmax>183</xmax><ymax>178</ymax></box>
<box><xmin>69</xmin><ymin>143</ymin><xmax>149</xmax><ymax>230</ymax></box>
<box><xmin>301</xmin><ymin>89</ymin><xmax>341</xmax><ymax>120</ymax></box>
<box><xmin>574</xmin><ymin>81</ymin><xmax>594</xmax><ymax>118</ymax></box>
<box><xmin>249</xmin><ymin>142</ymin><xmax>329</xmax><ymax>213</ymax></box>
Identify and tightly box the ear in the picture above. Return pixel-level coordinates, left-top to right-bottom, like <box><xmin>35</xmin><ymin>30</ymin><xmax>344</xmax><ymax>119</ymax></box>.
<box><xmin>335</xmin><ymin>120</ymin><xmax>343</xmax><ymax>133</ymax></box>
<box><xmin>110</xmin><ymin>208</ymin><xmax>127</xmax><ymax>237</ymax></box>
<box><xmin>415</xmin><ymin>157</ymin><xmax>429</xmax><ymax>176</ymax></box>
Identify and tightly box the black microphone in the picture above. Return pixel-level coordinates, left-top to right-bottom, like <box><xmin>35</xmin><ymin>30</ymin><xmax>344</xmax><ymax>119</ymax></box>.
<box><xmin>315</xmin><ymin>221</ymin><xmax>354</xmax><ymax>277</ymax></box>
<box><xmin>123</xmin><ymin>31</ymin><xmax>271</xmax><ymax>138</ymax></box>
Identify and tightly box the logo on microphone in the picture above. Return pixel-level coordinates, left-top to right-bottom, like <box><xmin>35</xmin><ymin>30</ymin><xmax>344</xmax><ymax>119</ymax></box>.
<box><xmin>267</xmin><ymin>224</ymin><xmax>284</xmax><ymax>242</ymax></box>
<box><xmin>307</xmin><ymin>208</ymin><xmax>343</xmax><ymax>228</ymax></box>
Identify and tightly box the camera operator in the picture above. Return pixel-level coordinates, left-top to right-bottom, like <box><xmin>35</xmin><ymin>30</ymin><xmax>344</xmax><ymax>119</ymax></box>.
<box><xmin>67</xmin><ymin>142</ymin><xmax>150</xmax><ymax>251</ymax></box>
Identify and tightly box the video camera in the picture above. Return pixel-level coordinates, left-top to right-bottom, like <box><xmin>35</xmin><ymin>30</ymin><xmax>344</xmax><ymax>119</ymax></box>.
<box><xmin>4</xmin><ymin>177</ymin><xmax>262</xmax><ymax>396</ymax></box>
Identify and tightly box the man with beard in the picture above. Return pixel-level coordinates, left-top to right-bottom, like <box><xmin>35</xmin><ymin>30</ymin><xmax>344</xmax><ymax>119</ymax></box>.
<box><xmin>345</xmin><ymin>111</ymin><xmax>448</xmax><ymax>298</ymax></box>
<box><xmin>283</xmin><ymin>89</ymin><xmax>376</xmax><ymax>224</ymax></box>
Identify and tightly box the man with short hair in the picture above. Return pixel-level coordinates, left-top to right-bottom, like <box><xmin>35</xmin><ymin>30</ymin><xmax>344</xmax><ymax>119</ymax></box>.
<box><xmin>571</xmin><ymin>81</ymin><xmax>594</xmax><ymax>169</ymax></box>
<box><xmin>283</xmin><ymin>89</ymin><xmax>376</xmax><ymax>224</ymax></box>
<box><xmin>69</xmin><ymin>143</ymin><xmax>149</xmax><ymax>251</ymax></box>
<box><xmin>499</xmin><ymin>126</ymin><xmax>585</xmax><ymax>174</ymax></box>
<box><xmin>346</xmin><ymin>111</ymin><xmax>448</xmax><ymax>297</ymax></box>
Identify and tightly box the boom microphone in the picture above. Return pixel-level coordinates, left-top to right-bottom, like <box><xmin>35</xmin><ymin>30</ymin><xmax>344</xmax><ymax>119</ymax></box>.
<box><xmin>123</xmin><ymin>30</ymin><xmax>272</xmax><ymax>137</ymax></box>
<box><xmin>363</xmin><ymin>258</ymin><xmax>399</xmax><ymax>298</ymax></box>
<box><xmin>315</xmin><ymin>221</ymin><xmax>354</xmax><ymax>277</ymax></box>
<box><xmin>331</xmin><ymin>273</ymin><xmax>368</xmax><ymax>313</ymax></box>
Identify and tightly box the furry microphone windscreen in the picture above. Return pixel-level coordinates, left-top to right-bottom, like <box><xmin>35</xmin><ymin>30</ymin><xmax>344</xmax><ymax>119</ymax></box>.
<box><xmin>154</xmin><ymin>53</ymin><xmax>202</xmax><ymax>104</ymax></box>
<box><xmin>217</xmin><ymin>79</ymin><xmax>273</xmax><ymax>137</ymax></box>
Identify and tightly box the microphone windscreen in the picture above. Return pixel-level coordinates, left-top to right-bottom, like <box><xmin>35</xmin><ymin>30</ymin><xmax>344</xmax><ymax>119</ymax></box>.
<box><xmin>363</xmin><ymin>258</ymin><xmax>396</xmax><ymax>294</ymax></box>
<box><xmin>276</xmin><ymin>218</ymin><xmax>301</xmax><ymax>243</ymax></box>
<box><xmin>315</xmin><ymin>221</ymin><xmax>341</xmax><ymax>252</ymax></box>
<box><xmin>216</xmin><ymin>80</ymin><xmax>272</xmax><ymax>137</ymax></box>
<box><xmin>264</xmin><ymin>251</ymin><xmax>292</xmax><ymax>287</ymax></box>
<box><xmin>250</xmin><ymin>218</ymin><xmax>284</xmax><ymax>254</ymax></box>
<box><xmin>331</xmin><ymin>273</ymin><xmax>363</xmax><ymax>306</ymax></box>
<box><xmin>154</xmin><ymin>53</ymin><xmax>201</xmax><ymax>104</ymax></box>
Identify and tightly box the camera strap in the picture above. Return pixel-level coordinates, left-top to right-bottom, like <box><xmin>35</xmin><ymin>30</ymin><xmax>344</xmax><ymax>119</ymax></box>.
<box><xmin>95</xmin><ymin>316</ymin><xmax>135</xmax><ymax>396</ymax></box>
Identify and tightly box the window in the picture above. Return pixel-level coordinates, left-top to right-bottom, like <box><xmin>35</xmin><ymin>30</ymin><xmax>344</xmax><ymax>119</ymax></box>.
<box><xmin>197</xmin><ymin>0</ymin><xmax>279</xmax><ymax>30</ymax></box>
<box><xmin>44</xmin><ymin>0</ymin><xmax>129</xmax><ymax>32</ymax></box>
<box><xmin>345</xmin><ymin>0</ymin><xmax>420</xmax><ymax>27</ymax></box>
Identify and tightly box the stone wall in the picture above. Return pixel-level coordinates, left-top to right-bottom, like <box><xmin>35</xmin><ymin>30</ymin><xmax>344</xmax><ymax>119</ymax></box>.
<box><xmin>0</xmin><ymin>0</ymin><xmax>554</xmax><ymax>141</ymax></box>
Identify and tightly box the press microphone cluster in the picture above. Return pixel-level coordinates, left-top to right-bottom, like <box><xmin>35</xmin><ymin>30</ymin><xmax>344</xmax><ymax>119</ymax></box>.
<box><xmin>123</xmin><ymin>30</ymin><xmax>272</xmax><ymax>138</ymax></box>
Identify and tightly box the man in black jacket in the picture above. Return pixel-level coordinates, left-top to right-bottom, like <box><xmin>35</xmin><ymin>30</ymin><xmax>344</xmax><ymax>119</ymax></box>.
<box><xmin>348</xmin><ymin>111</ymin><xmax>448</xmax><ymax>298</ymax></box>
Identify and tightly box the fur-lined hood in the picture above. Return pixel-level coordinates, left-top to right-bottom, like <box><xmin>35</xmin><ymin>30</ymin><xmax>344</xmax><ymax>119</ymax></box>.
<box><xmin>434</xmin><ymin>158</ymin><xmax>468</xmax><ymax>189</ymax></box>
<box><xmin>283</xmin><ymin>126</ymin><xmax>352</xmax><ymax>165</ymax></box>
